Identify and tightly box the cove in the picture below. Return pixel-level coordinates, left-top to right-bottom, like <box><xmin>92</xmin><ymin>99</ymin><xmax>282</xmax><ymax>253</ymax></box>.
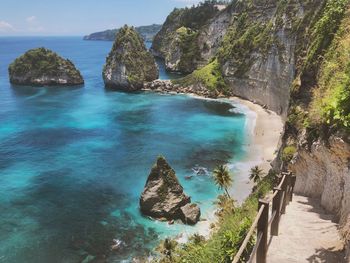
<box><xmin>0</xmin><ymin>37</ymin><xmax>250</xmax><ymax>262</ymax></box>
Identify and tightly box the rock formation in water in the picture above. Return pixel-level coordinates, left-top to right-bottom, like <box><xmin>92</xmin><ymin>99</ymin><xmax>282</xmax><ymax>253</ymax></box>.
<box><xmin>103</xmin><ymin>25</ymin><xmax>159</xmax><ymax>91</ymax></box>
<box><xmin>8</xmin><ymin>48</ymin><xmax>84</xmax><ymax>86</ymax></box>
<box><xmin>140</xmin><ymin>156</ymin><xmax>201</xmax><ymax>225</ymax></box>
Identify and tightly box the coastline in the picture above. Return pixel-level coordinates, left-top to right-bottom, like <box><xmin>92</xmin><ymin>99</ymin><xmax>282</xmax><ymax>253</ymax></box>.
<box><xmin>227</xmin><ymin>97</ymin><xmax>284</xmax><ymax>202</ymax></box>
<box><xmin>145</xmin><ymin>90</ymin><xmax>284</xmax><ymax>243</ymax></box>
<box><xmin>179</xmin><ymin>93</ymin><xmax>284</xmax><ymax>197</ymax></box>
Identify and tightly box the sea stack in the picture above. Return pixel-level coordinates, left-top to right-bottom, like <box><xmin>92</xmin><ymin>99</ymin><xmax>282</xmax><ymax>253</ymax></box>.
<box><xmin>140</xmin><ymin>156</ymin><xmax>201</xmax><ymax>225</ymax></box>
<box><xmin>8</xmin><ymin>48</ymin><xmax>84</xmax><ymax>86</ymax></box>
<box><xmin>103</xmin><ymin>25</ymin><xmax>159</xmax><ymax>91</ymax></box>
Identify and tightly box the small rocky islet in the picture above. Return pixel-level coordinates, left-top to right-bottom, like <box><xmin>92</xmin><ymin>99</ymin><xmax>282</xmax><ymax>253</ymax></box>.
<box><xmin>8</xmin><ymin>47</ymin><xmax>84</xmax><ymax>86</ymax></box>
<box><xmin>103</xmin><ymin>25</ymin><xmax>159</xmax><ymax>91</ymax></box>
<box><xmin>140</xmin><ymin>156</ymin><xmax>201</xmax><ymax>225</ymax></box>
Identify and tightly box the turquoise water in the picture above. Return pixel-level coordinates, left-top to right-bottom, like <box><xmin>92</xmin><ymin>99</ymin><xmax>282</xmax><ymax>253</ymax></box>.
<box><xmin>0</xmin><ymin>37</ymin><xmax>248</xmax><ymax>262</ymax></box>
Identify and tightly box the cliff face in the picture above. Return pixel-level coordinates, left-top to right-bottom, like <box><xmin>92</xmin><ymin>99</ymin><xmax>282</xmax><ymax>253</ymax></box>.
<box><xmin>217</xmin><ymin>0</ymin><xmax>328</xmax><ymax>115</ymax></box>
<box><xmin>158</xmin><ymin>0</ymin><xmax>325</xmax><ymax>114</ymax></box>
<box><xmin>151</xmin><ymin>2</ymin><xmax>222</xmax><ymax>73</ymax></box>
<box><xmin>103</xmin><ymin>25</ymin><xmax>159</xmax><ymax>90</ymax></box>
<box><xmin>217</xmin><ymin>0</ymin><xmax>304</xmax><ymax>115</ymax></box>
<box><xmin>290</xmin><ymin>136</ymin><xmax>350</xmax><ymax>251</ymax></box>
<box><xmin>8</xmin><ymin>48</ymin><xmax>84</xmax><ymax>86</ymax></box>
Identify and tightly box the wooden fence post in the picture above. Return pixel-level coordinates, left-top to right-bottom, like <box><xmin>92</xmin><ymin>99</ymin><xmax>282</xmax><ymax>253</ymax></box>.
<box><xmin>271</xmin><ymin>187</ymin><xmax>282</xmax><ymax>236</ymax></box>
<box><xmin>281</xmin><ymin>172</ymin><xmax>291</xmax><ymax>214</ymax></box>
<box><xmin>287</xmin><ymin>172</ymin><xmax>292</xmax><ymax>205</ymax></box>
<box><xmin>257</xmin><ymin>199</ymin><xmax>269</xmax><ymax>263</ymax></box>
<box><xmin>290</xmin><ymin>174</ymin><xmax>296</xmax><ymax>202</ymax></box>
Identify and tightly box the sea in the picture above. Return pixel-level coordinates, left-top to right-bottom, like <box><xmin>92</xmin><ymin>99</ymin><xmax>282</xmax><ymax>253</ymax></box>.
<box><xmin>0</xmin><ymin>37</ymin><xmax>252</xmax><ymax>262</ymax></box>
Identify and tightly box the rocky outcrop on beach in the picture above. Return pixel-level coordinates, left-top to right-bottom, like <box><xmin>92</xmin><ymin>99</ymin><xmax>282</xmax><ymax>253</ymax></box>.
<box><xmin>103</xmin><ymin>25</ymin><xmax>158</xmax><ymax>91</ymax></box>
<box><xmin>144</xmin><ymin>79</ymin><xmax>217</xmax><ymax>98</ymax></box>
<box><xmin>8</xmin><ymin>48</ymin><xmax>84</xmax><ymax>86</ymax></box>
<box><xmin>140</xmin><ymin>156</ymin><xmax>200</xmax><ymax>225</ymax></box>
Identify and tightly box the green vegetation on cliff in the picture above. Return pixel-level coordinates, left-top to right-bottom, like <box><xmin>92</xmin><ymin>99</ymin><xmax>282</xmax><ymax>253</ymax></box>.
<box><xmin>175</xmin><ymin>27</ymin><xmax>201</xmax><ymax>73</ymax></box>
<box><xmin>288</xmin><ymin>0</ymin><xmax>350</xmax><ymax>137</ymax></box>
<box><xmin>154</xmin><ymin>172</ymin><xmax>276</xmax><ymax>263</ymax></box>
<box><xmin>152</xmin><ymin>0</ymin><xmax>224</xmax><ymax>73</ymax></box>
<box><xmin>303</xmin><ymin>0</ymin><xmax>349</xmax><ymax>71</ymax></box>
<box><xmin>216</xmin><ymin>0</ymin><xmax>305</xmax><ymax>78</ymax></box>
<box><xmin>217</xmin><ymin>13</ymin><xmax>274</xmax><ymax>76</ymax></box>
<box><xmin>309</xmin><ymin>4</ymin><xmax>350</xmax><ymax>130</ymax></box>
<box><xmin>172</xmin><ymin>59</ymin><xmax>228</xmax><ymax>96</ymax></box>
<box><xmin>103</xmin><ymin>25</ymin><xmax>158</xmax><ymax>89</ymax></box>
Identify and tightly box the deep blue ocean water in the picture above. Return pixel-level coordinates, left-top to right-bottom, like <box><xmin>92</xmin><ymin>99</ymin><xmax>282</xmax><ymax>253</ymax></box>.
<box><xmin>0</xmin><ymin>37</ymin><xmax>248</xmax><ymax>262</ymax></box>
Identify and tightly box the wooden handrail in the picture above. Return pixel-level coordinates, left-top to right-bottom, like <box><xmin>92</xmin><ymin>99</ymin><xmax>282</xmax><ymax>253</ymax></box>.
<box><xmin>232</xmin><ymin>172</ymin><xmax>296</xmax><ymax>263</ymax></box>
<box><xmin>248</xmin><ymin>232</ymin><xmax>262</xmax><ymax>263</ymax></box>
<box><xmin>232</xmin><ymin>205</ymin><xmax>265</xmax><ymax>263</ymax></box>
<box><xmin>268</xmin><ymin>210</ymin><xmax>277</xmax><ymax>227</ymax></box>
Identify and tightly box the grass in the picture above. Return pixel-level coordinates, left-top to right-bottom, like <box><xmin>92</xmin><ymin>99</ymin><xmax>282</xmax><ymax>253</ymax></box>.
<box><xmin>308</xmin><ymin>6</ymin><xmax>350</xmax><ymax>130</ymax></box>
<box><xmin>172</xmin><ymin>59</ymin><xmax>228</xmax><ymax>96</ymax></box>
<box><xmin>282</xmin><ymin>146</ymin><xmax>297</xmax><ymax>162</ymax></box>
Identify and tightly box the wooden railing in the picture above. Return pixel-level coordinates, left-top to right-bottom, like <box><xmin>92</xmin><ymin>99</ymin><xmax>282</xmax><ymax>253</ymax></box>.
<box><xmin>232</xmin><ymin>171</ymin><xmax>296</xmax><ymax>263</ymax></box>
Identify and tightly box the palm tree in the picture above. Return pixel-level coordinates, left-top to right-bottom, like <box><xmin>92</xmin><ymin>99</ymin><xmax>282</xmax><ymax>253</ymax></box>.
<box><xmin>158</xmin><ymin>238</ymin><xmax>178</xmax><ymax>260</ymax></box>
<box><xmin>213</xmin><ymin>165</ymin><xmax>233</xmax><ymax>198</ymax></box>
<box><xmin>249</xmin><ymin>166</ymin><xmax>263</xmax><ymax>183</ymax></box>
<box><xmin>189</xmin><ymin>233</ymin><xmax>205</xmax><ymax>245</ymax></box>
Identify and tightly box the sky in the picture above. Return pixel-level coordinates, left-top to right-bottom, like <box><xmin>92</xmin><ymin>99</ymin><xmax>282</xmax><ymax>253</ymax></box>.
<box><xmin>0</xmin><ymin>0</ymin><xmax>202</xmax><ymax>36</ymax></box>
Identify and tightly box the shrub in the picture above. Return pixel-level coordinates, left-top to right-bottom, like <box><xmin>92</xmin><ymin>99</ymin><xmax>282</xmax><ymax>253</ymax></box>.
<box><xmin>172</xmin><ymin>59</ymin><xmax>228</xmax><ymax>95</ymax></box>
<box><xmin>282</xmin><ymin>146</ymin><xmax>297</xmax><ymax>162</ymax></box>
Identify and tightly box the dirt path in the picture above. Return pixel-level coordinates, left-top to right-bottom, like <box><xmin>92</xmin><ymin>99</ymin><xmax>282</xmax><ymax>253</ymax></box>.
<box><xmin>267</xmin><ymin>195</ymin><xmax>345</xmax><ymax>263</ymax></box>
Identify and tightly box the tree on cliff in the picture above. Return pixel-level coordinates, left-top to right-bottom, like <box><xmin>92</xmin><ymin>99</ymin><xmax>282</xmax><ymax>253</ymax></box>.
<box><xmin>249</xmin><ymin>166</ymin><xmax>263</xmax><ymax>184</ymax></box>
<box><xmin>213</xmin><ymin>165</ymin><xmax>232</xmax><ymax>198</ymax></box>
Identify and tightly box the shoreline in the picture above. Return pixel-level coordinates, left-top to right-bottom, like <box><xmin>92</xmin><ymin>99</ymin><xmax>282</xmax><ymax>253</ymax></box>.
<box><xmin>227</xmin><ymin>97</ymin><xmax>284</xmax><ymax>202</ymax></box>
<box><xmin>143</xmin><ymin>90</ymin><xmax>284</xmax><ymax>243</ymax></box>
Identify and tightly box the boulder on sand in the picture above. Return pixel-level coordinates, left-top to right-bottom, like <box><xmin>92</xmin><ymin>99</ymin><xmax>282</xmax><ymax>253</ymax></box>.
<box><xmin>180</xmin><ymin>203</ymin><xmax>201</xmax><ymax>225</ymax></box>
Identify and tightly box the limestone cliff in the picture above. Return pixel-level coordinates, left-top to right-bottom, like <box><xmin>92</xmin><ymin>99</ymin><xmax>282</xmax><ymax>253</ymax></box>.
<box><xmin>8</xmin><ymin>48</ymin><xmax>84</xmax><ymax>86</ymax></box>
<box><xmin>156</xmin><ymin>0</ymin><xmax>326</xmax><ymax>114</ymax></box>
<box><xmin>151</xmin><ymin>2</ymin><xmax>223</xmax><ymax>73</ymax></box>
<box><xmin>103</xmin><ymin>25</ymin><xmax>159</xmax><ymax>91</ymax></box>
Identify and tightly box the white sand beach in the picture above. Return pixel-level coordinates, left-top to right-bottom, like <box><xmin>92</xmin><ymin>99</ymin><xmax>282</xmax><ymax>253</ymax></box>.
<box><xmin>227</xmin><ymin>97</ymin><xmax>284</xmax><ymax>203</ymax></box>
<box><xmin>178</xmin><ymin>95</ymin><xmax>284</xmax><ymax>240</ymax></box>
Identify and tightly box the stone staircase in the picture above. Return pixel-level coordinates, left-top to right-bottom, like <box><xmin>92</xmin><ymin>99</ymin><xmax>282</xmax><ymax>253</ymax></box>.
<box><xmin>266</xmin><ymin>195</ymin><xmax>345</xmax><ymax>263</ymax></box>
